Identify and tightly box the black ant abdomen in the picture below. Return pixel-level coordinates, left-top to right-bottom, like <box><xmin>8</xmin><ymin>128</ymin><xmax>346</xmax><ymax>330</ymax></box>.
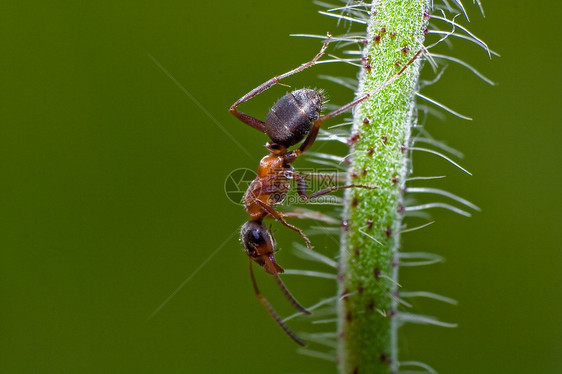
<box><xmin>265</xmin><ymin>89</ymin><xmax>324</xmax><ymax>147</ymax></box>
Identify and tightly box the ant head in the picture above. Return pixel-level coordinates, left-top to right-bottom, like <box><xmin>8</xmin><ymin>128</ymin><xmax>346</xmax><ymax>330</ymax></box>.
<box><xmin>265</xmin><ymin>89</ymin><xmax>324</xmax><ymax>147</ymax></box>
<box><xmin>240</xmin><ymin>221</ymin><xmax>284</xmax><ymax>275</ymax></box>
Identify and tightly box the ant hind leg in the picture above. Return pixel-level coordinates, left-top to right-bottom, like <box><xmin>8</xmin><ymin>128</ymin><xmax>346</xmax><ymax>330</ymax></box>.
<box><xmin>229</xmin><ymin>34</ymin><xmax>332</xmax><ymax>133</ymax></box>
<box><xmin>297</xmin><ymin>49</ymin><xmax>425</xmax><ymax>154</ymax></box>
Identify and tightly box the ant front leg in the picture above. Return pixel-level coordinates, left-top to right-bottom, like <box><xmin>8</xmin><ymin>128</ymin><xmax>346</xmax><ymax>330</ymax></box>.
<box><xmin>229</xmin><ymin>34</ymin><xmax>332</xmax><ymax>133</ymax></box>
<box><xmin>295</xmin><ymin>172</ymin><xmax>376</xmax><ymax>200</ymax></box>
<box><xmin>254</xmin><ymin>199</ymin><xmax>313</xmax><ymax>249</ymax></box>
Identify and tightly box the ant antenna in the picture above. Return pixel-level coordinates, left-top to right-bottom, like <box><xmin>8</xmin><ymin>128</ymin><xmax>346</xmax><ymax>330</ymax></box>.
<box><xmin>271</xmin><ymin>270</ymin><xmax>311</xmax><ymax>315</ymax></box>
<box><xmin>249</xmin><ymin>259</ymin><xmax>307</xmax><ymax>346</ymax></box>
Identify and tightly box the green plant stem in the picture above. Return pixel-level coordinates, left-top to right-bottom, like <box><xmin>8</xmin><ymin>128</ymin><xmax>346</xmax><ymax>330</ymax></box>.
<box><xmin>337</xmin><ymin>1</ymin><xmax>428</xmax><ymax>373</ymax></box>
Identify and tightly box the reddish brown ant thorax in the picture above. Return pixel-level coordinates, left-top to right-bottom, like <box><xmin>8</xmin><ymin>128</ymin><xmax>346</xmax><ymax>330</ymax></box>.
<box><xmin>257</xmin><ymin>153</ymin><xmax>285</xmax><ymax>178</ymax></box>
<box><xmin>244</xmin><ymin>154</ymin><xmax>292</xmax><ymax>221</ymax></box>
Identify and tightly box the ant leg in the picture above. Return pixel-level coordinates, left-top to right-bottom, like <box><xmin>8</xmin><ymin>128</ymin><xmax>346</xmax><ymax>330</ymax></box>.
<box><xmin>282</xmin><ymin>209</ymin><xmax>341</xmax><ymax>225</ymax></box>
<box><xmin>297</xmin><ymin>49</ymin><xmax>424</xmax><ymax>154</ymax></box>
<box><xmin>297</xmin><ymin>95</ymin><xmax>370</xmax><ymax>153</ymax></box>
<box><xmin>229</xmin><ymin>34</ymin><xmax>332</xmax><ymax>132</ymax></box>
<box><xmin>295</xmin><ymin>172</ymin><xmax>376</xmax><ymax>200</ymax></box>
<box><xmin>308</xmin><ymin>184</ymin><xmax>376</xmax><ymax>200</ymax></box>
<box><xmin>255</xmin><ymin>199</ymin><xmax>313</xmax><ymax>249</ymax></box>
<box><xmin>230</xmin><ymin>111</ymin><xmax>266</xmax><ymax>133</ymax></box>
<box><xmin>249</xmin><ymin>259</ymin><xmax>307</xmax><ymax>346</ymax></box>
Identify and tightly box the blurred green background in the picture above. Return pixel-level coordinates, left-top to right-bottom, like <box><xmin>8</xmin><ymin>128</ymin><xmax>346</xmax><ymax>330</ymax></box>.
<box><xmin>1</xmin><ymin>1</ymin><xmax>560</xmax><ymax>373</ymax></box>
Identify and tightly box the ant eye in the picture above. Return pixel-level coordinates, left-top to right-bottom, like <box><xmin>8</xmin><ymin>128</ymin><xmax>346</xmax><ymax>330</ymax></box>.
<box><xmin>248</xmin><ymin>229</ymin><xmax>264</xmax><ymax>245</ymax></box>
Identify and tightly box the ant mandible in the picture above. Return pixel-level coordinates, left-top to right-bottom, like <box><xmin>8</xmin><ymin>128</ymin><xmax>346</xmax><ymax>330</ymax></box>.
<box><xmin>230</xmin><ymin>34</ymin><xmax>423</xmax><ymax>345</ymax></box>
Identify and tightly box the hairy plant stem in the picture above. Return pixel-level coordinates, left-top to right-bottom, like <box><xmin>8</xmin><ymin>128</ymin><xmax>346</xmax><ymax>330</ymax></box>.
<box><xmin>337</xmin><ymin>1</ymin><xmax>429</xmax><ymax>373</ymax></box>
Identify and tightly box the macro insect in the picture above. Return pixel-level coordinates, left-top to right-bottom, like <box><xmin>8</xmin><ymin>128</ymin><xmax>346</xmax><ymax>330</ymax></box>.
<box><xmin>230</xmin><ymin>35</ymin><xmax>423</xmax><ymax>345</ymax></box>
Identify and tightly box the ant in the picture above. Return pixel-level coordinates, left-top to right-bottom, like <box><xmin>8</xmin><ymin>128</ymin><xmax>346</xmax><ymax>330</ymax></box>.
<box><xmin>230</xmin><ymin>35</ymin><xmax>423</xmax><ymax>345</ymax></box>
